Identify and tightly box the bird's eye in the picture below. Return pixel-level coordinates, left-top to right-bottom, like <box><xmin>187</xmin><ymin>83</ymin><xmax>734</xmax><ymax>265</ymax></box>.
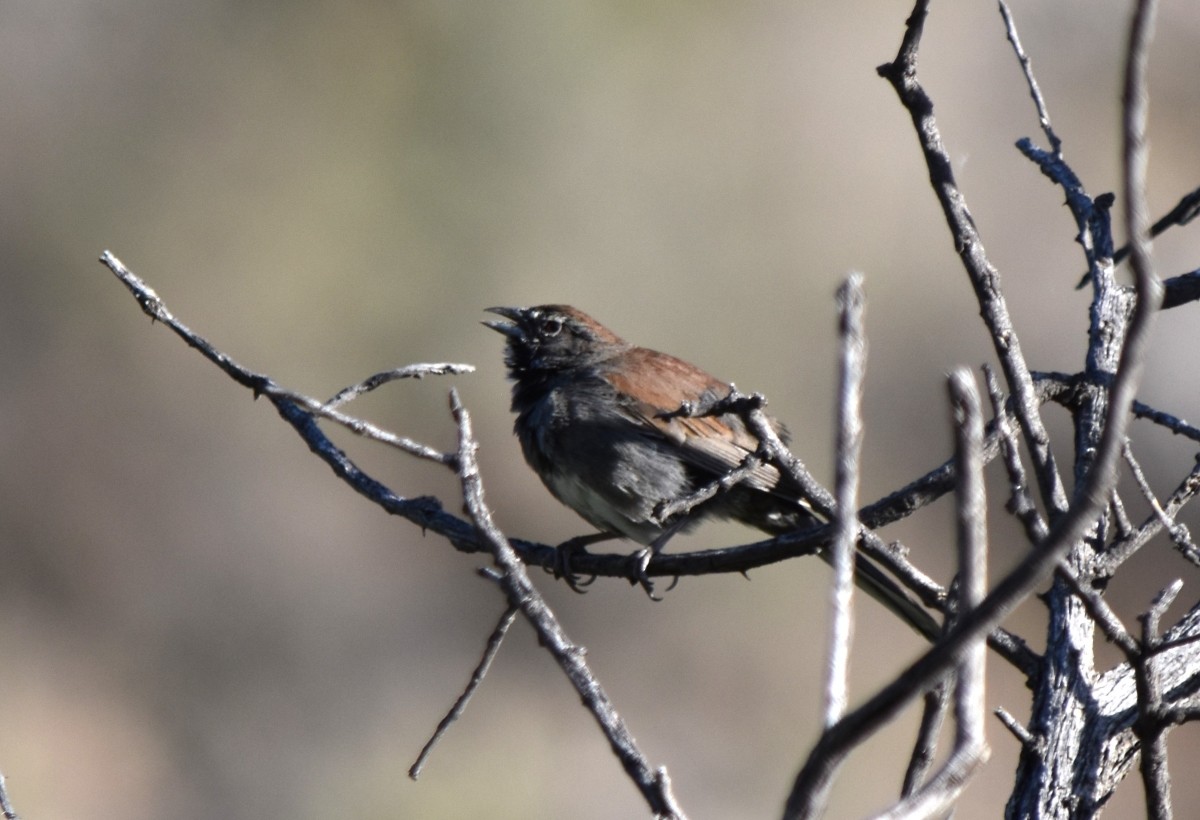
<box><xmin>540</xmin><ymin>317</ymin><xmax>563</xmax><ymax>337</ymax></box>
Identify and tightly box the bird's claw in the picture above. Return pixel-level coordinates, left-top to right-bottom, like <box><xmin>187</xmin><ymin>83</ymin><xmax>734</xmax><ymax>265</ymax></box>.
<box><xmin>629</xmin><ymin>548</ymin><xmax>681</xmax><ymax>600</ymax></box>
<box><xmin>628</xmin><ymin>548</ymin><xmax>661</xmax><ymax>600</ymax></box>
<box><xmin>548</xmin><ymin>534</ymin><xmax>605</xmax><ymax>593</ymax></box>
<box><xmin>631</xmin><ymin>529</ymin><xmax>683</xmax><ymax>600</ymax></box>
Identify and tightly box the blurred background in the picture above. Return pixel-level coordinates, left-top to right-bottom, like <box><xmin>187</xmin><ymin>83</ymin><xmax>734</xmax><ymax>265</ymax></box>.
<box><xmin>2</xmin><ymin>0</ymin><xmax>1199</xmax><ymax>817</ymax></box>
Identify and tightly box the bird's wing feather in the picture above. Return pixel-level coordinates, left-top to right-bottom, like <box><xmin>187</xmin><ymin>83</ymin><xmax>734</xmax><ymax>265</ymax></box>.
<box><xmin>604</xmin><ymin>348</ymin><xmax>791</xmax><ymax>495</ymax></box>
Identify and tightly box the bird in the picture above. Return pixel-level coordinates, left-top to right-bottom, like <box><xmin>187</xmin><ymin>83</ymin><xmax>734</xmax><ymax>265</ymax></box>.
<box><xmin>485</xmin><ymin>304</ymin><xmax>939</xmax><ymax>639</ymax></box>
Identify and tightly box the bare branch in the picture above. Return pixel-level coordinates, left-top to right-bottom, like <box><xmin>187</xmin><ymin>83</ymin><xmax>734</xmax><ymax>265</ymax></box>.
<box><xmin>1132</xmin><ymin>400</ymin><xmax>1200</xmax><ymax>442</ymax></box>
<box><xmin>1121</xmin><ymin>187</ymin><xmax>1200</xmax><ymax>270</ymax></box>
<box><xmin>1124</xmin><ymin>443</ymin><xmax>1197</xmax><ymax>556</ymax></box>
<box><xmin>785</xmin><ymin>0</ymin><xmax>1164</xmax><ymax>810</ymax></box>
<box><xmin>324</xmin><ymin>363</ymin><xmax>476</xmax><ymax>410</ymax></box>
<box><xmin>873</xmin><ymin>370</ymin><xmax>991</xmax><ymax>820</ymax></box>
<box><xmin>824</xmin><ymin>274</ymin><xmax>867</xmax><ymax>727</ymax></box>
<box><xmin>984</xmin><ymin>364</ymin><xmax>1049</xmax><ymax>543</ymax></box>
<box><xmin>878</xmin><ymin>0</ymin><xmax>1069</xmax><ymax>520</ymax></box>
<box><xmin>998</xmin><ymin>0</ymin><xmax>1060</xmax><ymax>155</ymax></box>
<box><xmin>1137</xmin><ymin>578</ymin><xmax>1178</xmax><ymax>820</ymax></box>
<box><xmin>1055</xmin><ymin>562</ymin><xmax>1140</xmax><ymax>658</ymax></box>
<box><xmin>950</xmin><ymin>372</ymin><xmax>989</xmax><ymax>755</ymax></box>
<box><xmin>651</xmin><ymin>449</ymin><xmax>767</xmax><ymax>526</ymax></box>
<box><xmin>0</xmin><ymin>771</ymin><xmax>18</xmax><ymax>820</ymax></box>
<box><xmin>1103</xmin><ymin>455</ymin><xmax>1200</xmax><ymax>572</ymax></box>
<box><xmin>994</xmin><ymin>706</ymin><xmax>1037</xmax><ymax>751</ymax></box>
<box><xmin>1038</xmin><ymin>370</ymin><xmax>1200</xmax><ymax>443</ymax></box>
<box><xmin>902</xmin><ymin>683</ymin><xmax>950</xmax><ymax>796</ymax></box>
<box><xmin>409</xmin><ymin>603</ymin><xmax>518</xmax><ymax>779</ymax></box>
<box><xmin>863</xmin><ymin>376</ymin><xmax>1072</xmax><ymax>534</ymax></box>
<box><xmin>99</xmin><ymin>251</ymin><xmax>462</xmax><ymax>466</ymax></box>
<box><xmin>1110</xmin><ymin>490</ymin><xmax>1135</xmax><ymax>539</ymax></box>
<box><xmin>1120</xmin><ymin>0</ymin><xmax>1160</xmax><ymax>304</ymax></box>
<box><xmin>1161</xmin><ymin>268</ymin><xmax>1200</xmax><ymax>310</ymax></box>
<box><xmin>1002</xmin><ymin>1</ymin><xmax>1122</xmax><ymax>297</ymax></box>
<box><xmin>672</xmin><ymin>387</ymin><xmax>945</xmax><ymax>640</ymax></box>
<box><xmin>101</xmin><ymin>249</ymin><xmax>1052</xmax><ymax>684</ymax></box>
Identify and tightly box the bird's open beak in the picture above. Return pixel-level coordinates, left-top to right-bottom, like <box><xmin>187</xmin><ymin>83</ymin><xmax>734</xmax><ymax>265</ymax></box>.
<box><xmin>482</xmin><ymin>306</ymin><xmax>526</xmax><ymax>339</ymax></box>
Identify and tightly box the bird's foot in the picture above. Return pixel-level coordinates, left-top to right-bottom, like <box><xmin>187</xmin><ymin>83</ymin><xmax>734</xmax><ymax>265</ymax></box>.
<box><xmin>549</xmin><ymin>533</ymin><xmax>611</xmax><ymax>593</ymax></box>
<box><xmin>627</xmin><ymin>548</ymin><xmax>680</xmax><ymax>600</ymax></box>
<box><xmin>627</xmin><ymin>548</ymin><xmax>660</xmax><ymax>600</ymax></box>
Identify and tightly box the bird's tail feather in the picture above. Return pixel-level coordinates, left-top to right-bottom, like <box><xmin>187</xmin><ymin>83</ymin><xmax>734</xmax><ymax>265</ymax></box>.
<box><xmin>827</xmin><ymin>551</ymin><xmax>942</xmax><ymax>642</ymax></box>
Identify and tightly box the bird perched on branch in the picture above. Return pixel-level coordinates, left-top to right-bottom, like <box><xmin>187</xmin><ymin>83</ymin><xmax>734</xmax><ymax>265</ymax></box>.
<box><xmin>485</xmin><ymin>304</ymin><xmax>938</xmax><ymax>640</ymax></box>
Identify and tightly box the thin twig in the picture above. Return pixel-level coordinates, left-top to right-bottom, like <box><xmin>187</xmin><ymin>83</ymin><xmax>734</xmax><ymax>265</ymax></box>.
<box><xmin>872</xmin><ymin>370</ymin><xmax>991</xmax><ymax>819</ymax></box>
<box><xmin>998</xmin><ymin>0</ymin><xmax>1061</xmax><ymax>155</ymax></box>
<box><xmin>740</xmin><ymin>400</ymin><xmax>943</xmax><ymax>641</ymax></box>
<box><xmin>994</xmin><ymin>706</ymin><xmax>1037</xmax><ymax>751</ymax></box>
<box><xmin>1124</xmin><ymin>442</ymin><xmax>1197</xmax><ymax>556</ymax></box>
<box><xmin>409</xmin><ymin>604</ymin><xmax>519</xmax><ymax>779</ymax></box>
<box><xmin>99</xmin><ymin>251</ymin><xmax>461</xmax><ymax>465</ymax></box>
<box><xmin>950</xmin><ymin>372</ymin><xmax>989</xmax><ymax>752</ymax></box>
<box><xmin>1110</xmin><ymin>490</ymin><xmax>1134</xmax><ymax>539</ymax></box>
<box><xmin>684</xmin><ymin>387</ymin><xmax>944</xmax><ymax>639</ymax></box>
<box><xmin>864</xmin><ymin>376</ymin><xmax>1074</xmax><ymax>534</ymax></box>
<box><xmin>651</xmin><ymin>450</ymin><xmax>767</xmax><ymax>526</ymax></box>
<box><xmin>1005</xmin><ymin>0</ymin><xmax>1117</xmax><ymax>293</ymax></box>
<box><xmin>984</xmin><ymin>364</ymin><xmax>1048</xmax><ymax>543</ymax></box>
<box><xmin>902</xmin><ymin>683</ymin><xmax>950</xmax><ymax>796</ymax></box>
<box><xmin>1137</xmin><ymin>579</ymin><xmax>1178</xmax><ymax>820</ymax></box>
<box><xmin>1132</xmin><ymin>400</ymin><xmax>1200</xmax><ymax>441</ymax></box>
<box><xmin>1120</xmin><ymin>0</ymin><xmax>1160</xmax><ymax>299</ymax></box>
<box><xmin>0</xmin><ymin>771</ymin><xmax>17</xmax><ymax>820</ymax></box>
<box><xmin>824</xmin><ymin>274</ymin><xmax>866</xmax><ymax>727</ymax></box>
<box><xmin>1121</xmin><ymin>187</ymin><xmax>1200</xmax><ymax>268</ymax></box>
<box><xmin>1161</xmin><ymin>268</ymin><xmax>1200</xmax><ymax>310</ymax></box>
<box><xmin>1055</xmin><ymin>563</ymin><xmax>1139</xmax><ymax>658</ymax></box>
<box><xmin>1102</xmin><ymin>456</ymin><xmax>1200</xmax><ymax>572</ymax></box>
<box><xmin>1123</xmin><ymin>3</ymin><xmax>1169</xmax><ymax>814</ymax></box>
<box><xmin>325</xmin><ymin>363</ymin><xmax>476</xmax><ymax>410</ymax></box>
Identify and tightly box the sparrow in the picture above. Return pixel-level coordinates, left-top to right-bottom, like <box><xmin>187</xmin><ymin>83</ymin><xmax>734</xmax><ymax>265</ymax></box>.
<box><xmin>485</xmin><ymin>304</ymin><xmax>937</xmax><ymax>638</ymax></box>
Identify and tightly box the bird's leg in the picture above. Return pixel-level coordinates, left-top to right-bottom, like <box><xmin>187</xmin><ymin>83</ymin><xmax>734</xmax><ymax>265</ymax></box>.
<box><xmin>629</xmin><ymin>548</ymin><xmax>659</xmax><ymax>600</ymax></box>
<box><xmin>551</xmin><ymin>532</ymin><xmax>615</xmax><ymax>593</ymax></box>
<box><xmin>629</xmin><ymin>523</ymin><xmax>688</xmax><ymax>600</ymax></box>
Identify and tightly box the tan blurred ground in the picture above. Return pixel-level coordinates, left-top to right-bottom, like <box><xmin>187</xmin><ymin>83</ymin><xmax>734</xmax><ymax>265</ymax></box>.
<box><xmin>2</xmin><ymin>1</ymin><xmax>1199</xmax><ymax>817</ymax></box>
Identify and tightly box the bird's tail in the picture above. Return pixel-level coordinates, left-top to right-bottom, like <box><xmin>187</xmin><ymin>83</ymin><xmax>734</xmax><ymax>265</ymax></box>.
<box><xmin>828</xmin><ymin>551</ymin><xmax>942</xmax><ymax>642</ymax></box>
<box><xmin>749</xmin><ymin>498</ymin><xmax>942</xmax><ymax>641</ymax></box>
